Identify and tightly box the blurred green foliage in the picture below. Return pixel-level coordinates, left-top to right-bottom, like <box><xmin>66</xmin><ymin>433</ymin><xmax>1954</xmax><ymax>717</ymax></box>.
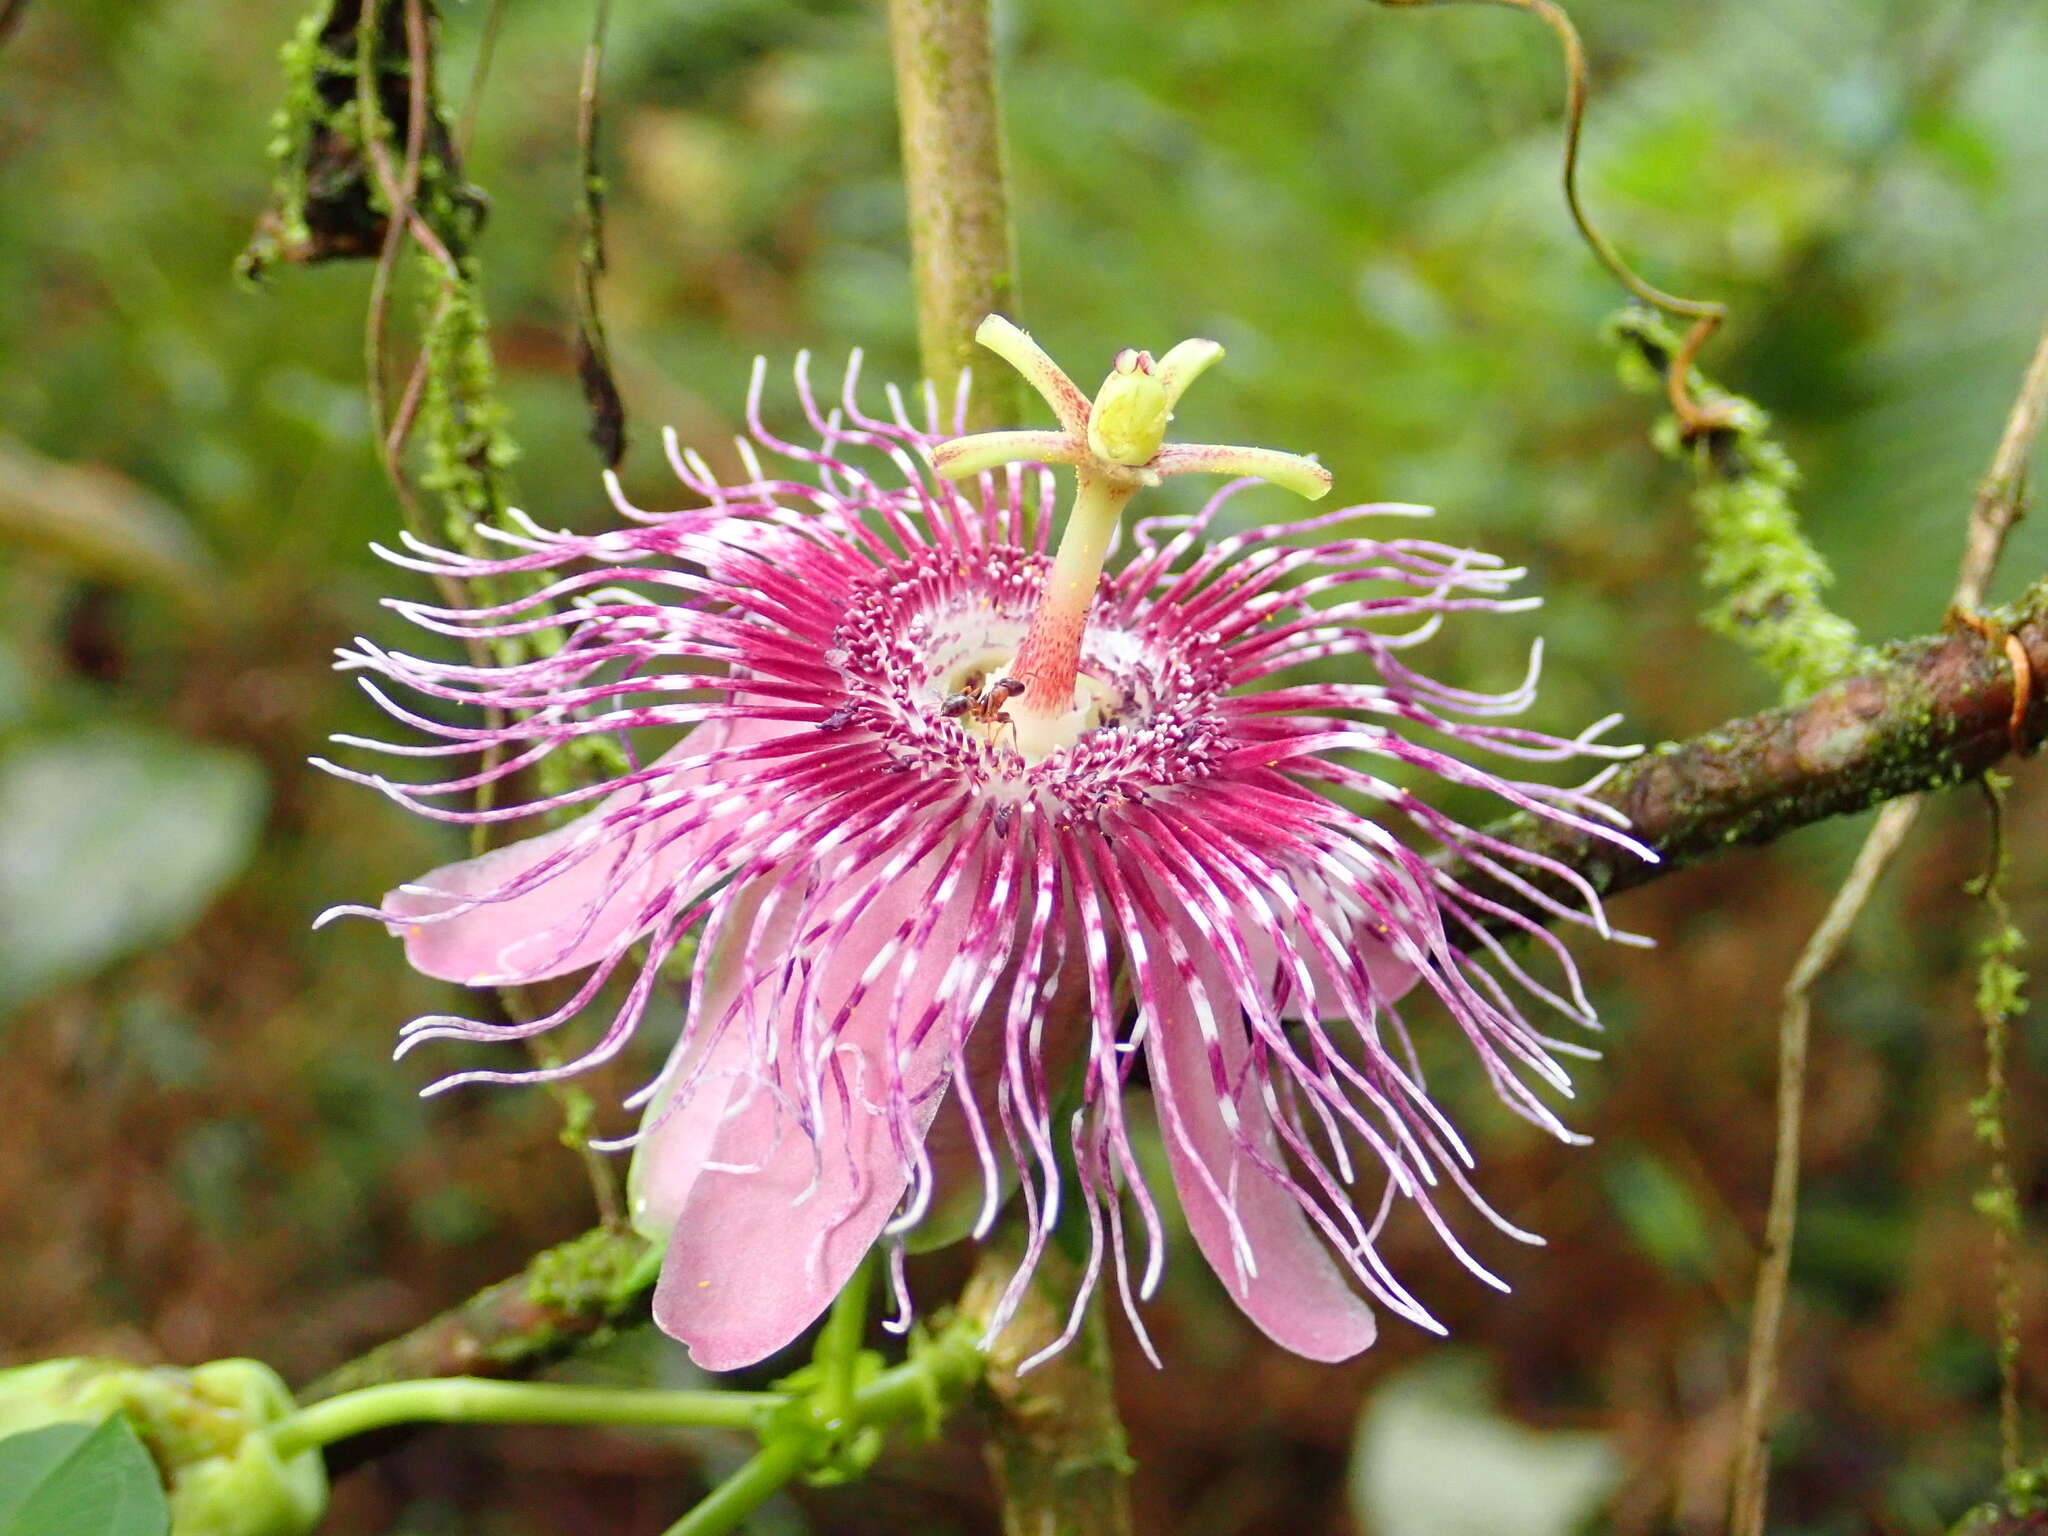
<box><xmin>4</xmin><ymin>0</ymin><xmax>2048</xmax><ymax>1532</ymax></box>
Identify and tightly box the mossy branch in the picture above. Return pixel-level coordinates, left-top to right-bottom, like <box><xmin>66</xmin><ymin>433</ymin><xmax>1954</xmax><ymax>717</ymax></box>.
<box><xmin>1451</xmin><ymin>578</ymin><xmax>2046</xmax><ymax>931</ymax></box>
<box><xmin>301</xmin><ymin>1227</ymin><xmax>657</xmax><ymax>1409</ymax></box>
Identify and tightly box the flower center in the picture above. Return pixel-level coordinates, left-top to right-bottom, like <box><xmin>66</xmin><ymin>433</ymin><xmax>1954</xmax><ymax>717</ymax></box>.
<box><xmin>934</xmin><ymin>650</ymin><xmax>1117</xmax><ymax>765</ymax></box>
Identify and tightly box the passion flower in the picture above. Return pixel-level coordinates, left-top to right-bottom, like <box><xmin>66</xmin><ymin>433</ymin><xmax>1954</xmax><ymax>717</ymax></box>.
<box><xmin>321</xmin><ymin>318</ymin><xmax>1645</xmax><ymax>1371</ymax></box>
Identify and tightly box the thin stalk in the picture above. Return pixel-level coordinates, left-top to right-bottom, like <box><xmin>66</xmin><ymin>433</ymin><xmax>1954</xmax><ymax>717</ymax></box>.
<box><xmin>1956</xmin><ymin>309</ymin><xmax>2048</xmax><ymax>612</ymax></box>
<box><xmin>814</xmin><ymin>1255</ymin><xmax>874</xmax><ymax>1425</ymax></box>
<box><xmin>268</xmin><ymin>1379</ymin><xmax>784</xmax><ymax>1460</ymax></box>
<box><xmin>662</xmin><ymin>1440</ymin><xmax>811</xmax><ymax>1536</ymax></box>
<box><xmin>1728</xmin><ymin>796</ymin><xmax>1919</xmax><ymax>1536</ymax></box>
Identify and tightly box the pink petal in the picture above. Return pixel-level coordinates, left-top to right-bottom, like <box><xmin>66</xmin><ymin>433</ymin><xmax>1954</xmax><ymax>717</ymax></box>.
<box><xmin>653</xmin><ymin>839</ymin><xmax>993</xmax><ymax>1372</ymax></box>
<box><xmin>904</xmin><ymin>940</ymin><xmax>1089</xmax><ymax>1255</ymax></box>
<box><xmin>387</xmin><ymin>717</ymin><xmax>788</xmax><ymax>985</ymax></box>
<box><xmin>629</xmin><ymin>877</ymin><xmax>803</xmax><ymax>1238</ymax></box>
<box><xmin>1146</xmin><ymin>946</ymin><xmax>1379</xmax><ymax>1362</ymax></box>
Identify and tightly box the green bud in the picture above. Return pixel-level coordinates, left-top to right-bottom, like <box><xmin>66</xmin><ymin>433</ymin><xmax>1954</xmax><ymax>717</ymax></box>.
<box><xmin>0</xmin><ymin>1357</ymin><xmax>326</xmax><ymax>1536</ymax></box>
<box><xmin>1087</xmin><ymin>351</ymin><xmax>1170</xmax><ymax>467</ymax></box>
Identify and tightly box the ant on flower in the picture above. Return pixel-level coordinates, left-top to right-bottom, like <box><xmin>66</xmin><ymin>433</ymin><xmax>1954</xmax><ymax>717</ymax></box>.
<box><xmin>940</xmin><ymin>671</ymin><xmax>1026</xmax><ymax>752</ymax></box>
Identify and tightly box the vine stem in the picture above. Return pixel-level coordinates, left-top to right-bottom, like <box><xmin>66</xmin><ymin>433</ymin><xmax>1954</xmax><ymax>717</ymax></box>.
<box><xmin>1373</xmin><ymin>0</ymin><xmax>1729</xmax><ymax>432</ymax></box>
<box><xmin>268</xmin><ymin>1379</ymin><xmax>782</xmax><ymax>1459</ymax></box>
<box><xmin>1729</xmin><ymin>307</ymin><xmax>2048</xmax><ymax>1536</ymax></box>
<box><xmin>659</xmin><ymin>1323</ymin><xmax>987</xmax><ymax>1536</ymax></box>
<box><xmin>662</xmin><ymin>1441</ymin><xmax>812</xmax><ymax>1536</ymax></box>
<box><xmin>885</xmin><ymin>0</ymin><xmax>1021</xmax><ymax>435</ymax></box>
<box><xmin>274</xmin><ymin>1320</ymin><xmax>984</xmax><ymax>1536</ymax></box>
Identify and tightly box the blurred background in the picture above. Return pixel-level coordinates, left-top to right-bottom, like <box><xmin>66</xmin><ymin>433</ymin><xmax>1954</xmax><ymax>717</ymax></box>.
<box><xmin>4</xmin><ymin>0</ymin><xmax>2048</xmax><ymax>1531</ymax></box>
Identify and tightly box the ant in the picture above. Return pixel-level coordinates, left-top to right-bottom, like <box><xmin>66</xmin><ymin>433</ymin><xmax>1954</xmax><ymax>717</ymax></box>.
<box><xmin>940</xmin><ymin>671</ymin><xmax>1026</xmax><ymax>751</ymax></box>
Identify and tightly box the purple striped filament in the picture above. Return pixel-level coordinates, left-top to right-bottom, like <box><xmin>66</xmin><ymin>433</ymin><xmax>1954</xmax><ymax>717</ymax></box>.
<box><xmin>318</xmin><ymin>353</ymin><xmax>1649</xmax><ymax>1373</ymax></box>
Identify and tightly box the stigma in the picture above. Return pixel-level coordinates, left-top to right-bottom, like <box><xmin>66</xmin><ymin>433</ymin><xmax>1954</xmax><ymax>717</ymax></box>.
<box><xmin>932</xmin><ymin>316</ymin><xmax>1333</xmax><ymax>737</ymax></box>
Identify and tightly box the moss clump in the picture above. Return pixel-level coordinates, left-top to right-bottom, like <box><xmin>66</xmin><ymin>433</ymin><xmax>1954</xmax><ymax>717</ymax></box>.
<box><xmin>416</xmin><ymin>254</ymin><xmax>517</xmax><ymax>545</ymax></box>
<box><xmin>1609</xmin><ymin>309</ymin><xmax>1867</xmax><ymax>703</ymax></box>
<box><xmin>521</xmin><ymin>1227</ymin><xmax>658</xmax><ymax>1317</ymax></box>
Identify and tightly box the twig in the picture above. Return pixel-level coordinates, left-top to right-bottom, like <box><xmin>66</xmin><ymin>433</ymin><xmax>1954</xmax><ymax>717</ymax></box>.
<box><xmin>357</xmin><ymin>0</ymin><xmax>429</xmax><ymax>537</ymax></box>
<box><xmin>1728</xmin><ymin>310</ymin><xmax>2048</xmax><ymax>1536</ymax></box>
<box><xmin>454</xmin><ymin>0</ymin><xmax>507</xmax><ymax>158</ymax></box>
<box><xmin>351</xmin><ymin>0</ymin><xmax>471</xmax><ymax>615</ymax></box>
<box><xmin>1957</xmin><ymin>311</ymin><xmax>2048</xmax><ymax>613</ymax></box>
<box><xmin>573</xmin><ymin>0</ymin><xmax>628</xmax><ymax>468</ymax></box>
<box><xmin>885</xmin><ymin>0</ymin><xmax>1021</xmax><ymax>435</ymax></box>
<box><xmin>1727</xmin><ymin>796</ymin><xmax>1918</xmax><ymax>1536</ymax></box>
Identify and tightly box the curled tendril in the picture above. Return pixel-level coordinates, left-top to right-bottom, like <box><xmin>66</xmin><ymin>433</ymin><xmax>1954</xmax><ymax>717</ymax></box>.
<box><xmin>1373</xmin><ymin>0</ymin><xmax>1733</xmax><ymax>436</ymax></box>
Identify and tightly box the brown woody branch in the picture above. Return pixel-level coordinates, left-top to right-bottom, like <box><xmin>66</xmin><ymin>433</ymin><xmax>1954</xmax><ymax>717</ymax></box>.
<box><xmin>1456</xmin><ymin>580</ymin><xmax>2047</xmax><ymax>927</ymax></box>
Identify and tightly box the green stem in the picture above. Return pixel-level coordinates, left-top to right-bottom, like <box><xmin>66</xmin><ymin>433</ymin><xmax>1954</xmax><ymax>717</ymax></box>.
<box><xmin>851</xmin><ymin>1321</ymin><xmax>984</xmax><ymax>1422</ymax></box>
<box><xmin>662</xmin><ymin>1439</ymin><xmax>812</xmax><ymax>1536</ymax></box>
<box><xmin>814</xmin><ymin>1255</ymin><xmax>873</xmax><ymax>1425</ymax></box>
<box><xmin>267</xmin><ymin>1378</ymin><xmax>784</xmax><ymax>1460</ymax></box>
<box><xmin>884</xmin><ymin>0</ymin><xmax>1020</xmax><ymax>434</ymax></box>
<box><xmin>661</xmin><ymin>1321</ymin><xmax>985</xmax><ymax>1536</ymax></box>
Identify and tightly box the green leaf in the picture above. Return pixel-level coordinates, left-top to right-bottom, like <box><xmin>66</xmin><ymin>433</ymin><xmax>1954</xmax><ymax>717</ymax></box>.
<box><xmin>0</xmin><ymin>1417</ymin><xmax>171</xmax><ymax>1536</ymax></box>
<box><xmin>0</xmin><ymin>728</ymin><xmax>267</xmax><ymax>1018</ymax></box>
